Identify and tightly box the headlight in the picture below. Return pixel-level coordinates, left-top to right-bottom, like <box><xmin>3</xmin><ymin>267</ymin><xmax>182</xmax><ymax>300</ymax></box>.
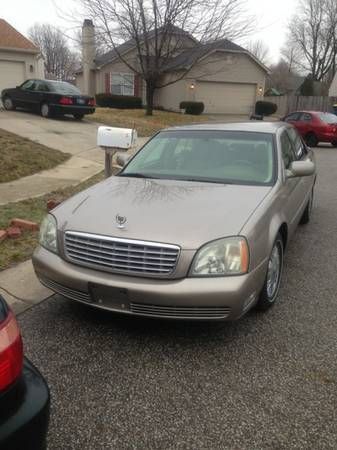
<box><xmin>190</xmin><ymin>237</ymin><xmax>249</xmax><ymax>277</ymax></box>
<box><xmin>39</xmin><ymin>214</ymin><xmax>58</xmax><ymax>253</ymax></box>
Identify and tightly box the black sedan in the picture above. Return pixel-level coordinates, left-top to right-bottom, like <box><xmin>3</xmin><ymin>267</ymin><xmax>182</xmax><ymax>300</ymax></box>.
<box><xmin>0</xmin><ymin>294</ymin><xmax>50</xmax><ymax>450</ymax></box>
<box><xmin>1</xmin><ymin>79</ymin><xmax>96</xmax><ymax>120</ymax></box>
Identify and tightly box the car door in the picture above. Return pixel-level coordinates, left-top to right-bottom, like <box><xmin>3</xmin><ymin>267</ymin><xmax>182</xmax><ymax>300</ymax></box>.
<box><xmin>32</xmin><ymin>80</ymin><xmax>50</xmax><ymax>111</ymax></box>
<box><xmin>12</xmin><ymin>79</ymin><xmax>37</xmax><ymax>110</ymax></box>
<box><xmin>296</xmin><ymin>112</ymin><xmax>313</xmax><ymax>137</ymax></box>
<box><xmin>278</xmin><ymin>129</ymin><xmax>308</xmax><ymax>234</ymax></box>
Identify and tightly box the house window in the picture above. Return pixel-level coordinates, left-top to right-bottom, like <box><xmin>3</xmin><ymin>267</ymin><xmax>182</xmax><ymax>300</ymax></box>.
<box><xmin>111</xmin><ymin>73</ymin><xmax>134</xmax><ymax>96</ymax></box>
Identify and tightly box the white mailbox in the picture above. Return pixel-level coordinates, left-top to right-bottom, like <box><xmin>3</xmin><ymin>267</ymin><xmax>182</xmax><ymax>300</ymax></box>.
<box><xmin>97</xmin><ymin>126</ymin><xmax>137</xmax><ymax>150</ymax></box>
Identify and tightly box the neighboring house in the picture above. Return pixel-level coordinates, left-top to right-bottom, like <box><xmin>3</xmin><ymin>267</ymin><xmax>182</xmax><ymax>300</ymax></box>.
<box><xmin>76</xmin><ymin>20</ymin><xmax>269</xmax><ymax>115</ymax></box>
<box><xmin>0</xmin><ymin>19</ymin><xmax>44</xmax><ymax>93</ymax></box>
<box><xmin>329</xmin><ymin>73</ymin><xmax>337</xmax><ymax>97</ymax></box>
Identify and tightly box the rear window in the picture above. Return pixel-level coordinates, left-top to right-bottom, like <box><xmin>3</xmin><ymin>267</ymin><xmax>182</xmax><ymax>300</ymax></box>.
<box><xmin>318</xmin><ymin>113</ymin><xmax>337</xmax><ymax>124</ymax></box>
<box><xmin>46</xmin><ymin>81</ymin><xmax>81</xmax><ymax>95</ymax></box>
<box><xmin>122</xmin><ymin>130</ymin><xmax>276</xmax><ymax>186</ymax></box>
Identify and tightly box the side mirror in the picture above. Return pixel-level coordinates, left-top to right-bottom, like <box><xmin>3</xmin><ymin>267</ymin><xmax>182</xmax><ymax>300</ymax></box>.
<box><xmin>116</xmin><ymin>153</ymin><xmax>131</xmax><ymax>168</ymax></box>
<box><xmin>286</xmin><ymin>160</ymin><xmax>315</xmax><ymax>178</ymax></box>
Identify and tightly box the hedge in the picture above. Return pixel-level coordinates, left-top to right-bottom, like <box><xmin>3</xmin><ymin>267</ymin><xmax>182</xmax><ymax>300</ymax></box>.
<box><xmin>95</xmin><ymin>93</ymin><xmax>142</xmax><ymax>109</ymax></box>
<box><xmin>179</xmin><ymin>101</ymin><xmax>205</xmax><ymax>115</ymax></box>
<box><xmin>255</xmin><ymin>101</ymin><xmax>277</xmax><ymax>116</ymax></box>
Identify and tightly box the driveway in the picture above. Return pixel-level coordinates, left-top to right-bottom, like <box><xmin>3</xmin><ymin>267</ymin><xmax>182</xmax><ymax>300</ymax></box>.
<box><xmin>0</xmin><ymin>109</ymin><xmax>103</xmax><ymax>163</ymax></box>
<box><xmin>0</xmin><ymin>110</ymin><xmax>148</xmax><ymax>204</ymax></box>
<box><xmin>18</xmin><ymin>147</ymin><xmax>337</xmax><ymax>449</ymax></box>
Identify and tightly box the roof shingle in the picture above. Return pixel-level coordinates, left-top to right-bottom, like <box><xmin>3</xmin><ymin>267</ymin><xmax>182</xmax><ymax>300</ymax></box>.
<box><xmin>0</xmin><ymin>18</ymin><xmax>39</xmax><ymax>52</ymax></box>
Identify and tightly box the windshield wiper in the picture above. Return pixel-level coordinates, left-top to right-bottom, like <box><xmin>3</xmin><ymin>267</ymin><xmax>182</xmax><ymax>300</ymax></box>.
<box><xmin>181</xmin><ymin>178</ymin><xmax>234</xmax><ymax>184</ymax></box>
<box><xmin>119</xmin><ymin>172</ymin><xmax>159</xmax><ymax>179</ymax></box>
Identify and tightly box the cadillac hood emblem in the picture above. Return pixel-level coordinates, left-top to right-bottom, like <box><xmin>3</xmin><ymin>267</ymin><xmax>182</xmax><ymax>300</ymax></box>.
<box><xmin>116</xmin><ymin>214</ymin><xmax>127</xmax><ymax>229</ymax></box>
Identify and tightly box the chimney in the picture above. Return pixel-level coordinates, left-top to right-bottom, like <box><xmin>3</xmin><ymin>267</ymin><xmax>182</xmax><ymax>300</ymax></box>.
<box><xmin>82</xmin><ymin>19</ymin><xmax>95</xmax><ymax>96</ymax></box>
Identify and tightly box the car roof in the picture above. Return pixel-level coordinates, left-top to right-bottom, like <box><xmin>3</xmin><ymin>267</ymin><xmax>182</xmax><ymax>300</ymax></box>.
<box><xmin>290</xmin><ymin>110</ymin><xmax>323</xmax><ymax>115</ymax></box>
<box><xmin>162</xmin><ymin>121</ymin><xmax>286</xmax><ymax>134</ymax></box>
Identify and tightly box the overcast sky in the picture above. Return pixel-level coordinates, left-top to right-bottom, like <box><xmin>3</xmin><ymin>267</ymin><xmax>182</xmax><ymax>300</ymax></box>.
<box><xmin>1</xmin><ymin>0</ymin><xmax>298</xmax><ymax>63</ymax></box>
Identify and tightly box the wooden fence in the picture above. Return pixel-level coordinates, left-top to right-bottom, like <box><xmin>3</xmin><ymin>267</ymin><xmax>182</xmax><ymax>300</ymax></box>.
<box><xmin>264</xmin><ymin>95</ymin><xmax>336</xmax><ymax>117</ymax></box>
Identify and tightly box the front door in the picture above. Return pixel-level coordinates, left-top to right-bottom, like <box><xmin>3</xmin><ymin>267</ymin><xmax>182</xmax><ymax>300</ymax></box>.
<box><xmin>12</xmin><ymin>79</ymin><xmax>36</xmax><ymax>109</ymax></box>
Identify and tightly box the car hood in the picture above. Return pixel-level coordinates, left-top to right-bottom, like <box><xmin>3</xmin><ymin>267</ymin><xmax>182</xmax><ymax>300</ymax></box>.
<box><xmin>55</xmin><ymin>177</ymin><xmax>272</xmax><ymax>249</ymax></box>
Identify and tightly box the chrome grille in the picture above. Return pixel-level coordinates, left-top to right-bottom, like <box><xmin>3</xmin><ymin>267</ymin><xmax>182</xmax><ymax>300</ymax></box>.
<box><xmin>64</xmin><ymin>231</ymin><xmax>180</xmax><ymax>276</ymax></box>
<box><xmin>130</xmin><ymin>303</ymin><xmax>231</xmax><ymax>319</ymax></box>
<box><xmin>39</xmin><ymin>276</ymin><xmax>91</xmax><ymax>303</ymax></box>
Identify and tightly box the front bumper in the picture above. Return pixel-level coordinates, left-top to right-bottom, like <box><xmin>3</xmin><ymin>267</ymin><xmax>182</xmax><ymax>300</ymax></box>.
<box><xmin>0</xmin><ymin>358</ymin><xmax>50</xmax><ymax>450</ymax></box>
<box><xmin>50</xmin><ymin>104</ymin><xmax>95</xmax><ymax>115</ymax></box>
<box><xmin>33</xmin><ymin>246</ymin><xmax>267</xmax><ymax>321</ymax></box>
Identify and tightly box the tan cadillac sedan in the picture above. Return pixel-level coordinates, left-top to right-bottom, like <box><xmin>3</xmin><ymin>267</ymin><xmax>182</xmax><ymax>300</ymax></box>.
<box><xmin>33</xmin><ymin>122</ymin><xmax>316</xmax><ymax>321</ymax></box>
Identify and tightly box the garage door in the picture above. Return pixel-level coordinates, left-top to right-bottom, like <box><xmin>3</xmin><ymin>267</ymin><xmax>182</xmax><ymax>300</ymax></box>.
<box><xmin>0</xmin><ymin>60</ymin><xmax>25</xmax><ymax>94</ymax></box>
<box><xmin>196</xmin><ymin>81</ymin><xmax>256</xmax><ymax>114</ymax></box>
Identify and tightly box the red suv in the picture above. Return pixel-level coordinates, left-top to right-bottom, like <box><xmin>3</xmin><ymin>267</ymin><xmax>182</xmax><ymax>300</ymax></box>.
<box><xmin>283</xmin><ymin>111</ymin><xmax>337</xmax><ymax>147</ymax></box>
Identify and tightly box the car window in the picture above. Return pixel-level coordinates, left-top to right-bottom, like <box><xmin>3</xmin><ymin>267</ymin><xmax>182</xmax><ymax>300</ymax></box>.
<box><xmin>121</xmin><ymin>130</ymin><xmax>276</xmax><ymax>186</ymax></box>
<box><xmin>317</xmin><ymin>112</ymin><xmax>337</xmax><ymax>124</ymax></box>
<box><xmin>280</xmin><ymin>131</ymin><xmax>296</xmax><ymax>169</ymax></box>
<box><xmin>300</xmin><ymin>113</ymin><xmax>312</xmax><ymax>122</ymax></box>
<box><xmin>21</xmin><ymin>80</ymin><xmax>35</xmax><ymax>91</ymax></box>
<box><xmin>287</xmin><ymin>127</ymin><xmax>306</xmax><ymax>160</ymax></box>
<box><xmin>284</xmin><ymin>112</ymin><xmax>301</xmax><ymax>122</ymax></box>
<box><xmin>34</xmin><ymin>81</ymin><xmax>49</xmax><ymax>92</ymax></box>
<box><xmin>46</xmin><ymin>81</ymin><xmax>81</xmax><ymax>95</ymax></box>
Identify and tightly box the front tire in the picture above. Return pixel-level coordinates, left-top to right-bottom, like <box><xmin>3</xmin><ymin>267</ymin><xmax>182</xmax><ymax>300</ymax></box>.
<box><xmin>41</xmin><ymin>103</ymin><xmax>52</xmax><ymax>118</ymax></box>
<box><xmin>3</xmin><ymin>96</ymin><xmax>15</xmax><ymax>110</ymax></box>
<box><xmin>305</xmin><ymin>132</ymin><xmax>318</xmax><ymax>147</ymax></box>
<box><xmin>256</xmin><ymin>234</ymin><xmax>284</xmax><ymax>311</ymax></box>
<box><xmin>332</xmin><ymin>140</ymin><xmax>337</xmax><ymax>148</ymax></box>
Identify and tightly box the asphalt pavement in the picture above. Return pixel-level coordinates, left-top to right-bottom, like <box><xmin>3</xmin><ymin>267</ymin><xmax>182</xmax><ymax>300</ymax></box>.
<box><xmin>19</xmin><ymin>147</ymin><xmax>337</xmax><ymax>450</ymax></box>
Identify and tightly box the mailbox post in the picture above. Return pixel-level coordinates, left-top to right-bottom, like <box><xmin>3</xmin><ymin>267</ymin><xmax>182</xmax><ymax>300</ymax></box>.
<box><xmin>97</xmin><ymin>126</ymin><xmax>137</xmax><ymax>178</ymax></box>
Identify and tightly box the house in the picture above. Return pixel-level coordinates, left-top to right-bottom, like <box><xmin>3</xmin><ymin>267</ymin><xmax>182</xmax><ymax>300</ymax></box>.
<box><xmin>329</xmin><ymin>73</ymin><xmax>337</xmax><ymax>97</ymax></box>
<box><xmin>76</xmin><ymin>20</ymin><xmax>269</xmax><ymax>115</ymax></box>
<box><xmin>0</xmin><ymin>18</ymin><xmax>44</xmax><ymax>93</ymax></box>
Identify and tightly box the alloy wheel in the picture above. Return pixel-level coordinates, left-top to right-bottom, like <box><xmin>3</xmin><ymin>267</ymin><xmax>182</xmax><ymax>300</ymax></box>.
<box><xmin>41</xmin><ymin>103</ymin><xmax>49</xmax><ymax>118</ymax></box>
<box><xmin>266</xmin><ymin>242</ymin><xmax>282</xmax><ymax>299</ymax></box>
<box><xmin>3</xmin><ymin>97</ymin><xmax>13</xmax><ymax>110</ymax></box>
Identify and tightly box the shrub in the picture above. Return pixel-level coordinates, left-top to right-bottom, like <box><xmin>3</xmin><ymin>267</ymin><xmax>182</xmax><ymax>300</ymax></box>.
<box><xmin>179</xmin><ymin>101</ymin><xmax>205</xmax><ymax>115</ymax></box>
<box><xmin>255</xmin><ymin>101</ymin><xmax>277</xmax><ymax>116</ymax></box>
<box><xmin>95</xmin><ymin>93</ymin><xmax>142</xmax><ymax>109</ymax></box>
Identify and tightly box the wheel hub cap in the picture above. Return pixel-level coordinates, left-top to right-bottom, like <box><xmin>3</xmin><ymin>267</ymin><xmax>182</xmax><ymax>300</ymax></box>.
<box><xmin>266</xmin><ymin>244</ymin><xmax>281</xmax><ymax>299</ymax></box>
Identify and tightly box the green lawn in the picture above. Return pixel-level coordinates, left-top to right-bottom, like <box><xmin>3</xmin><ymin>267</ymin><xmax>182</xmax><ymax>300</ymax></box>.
<box><xmin>88</xmin><ymin>108</ymin><xmax>211</xmax><ymax>136</ymax></box>
<box><xmin>0</xmin><ymin>128</ymin><xmax>70</xmax><ymax>183</ymax></box>
<box><xmin>0</xmin><ymin>172</ymin><xmax>105</xmax><ymax>270</ymax></box>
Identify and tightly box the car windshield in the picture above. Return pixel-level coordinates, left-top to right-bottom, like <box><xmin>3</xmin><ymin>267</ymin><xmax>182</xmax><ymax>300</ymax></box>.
<box><xmin>318</xmin><ymin>113</ymin><xmax>337</xmax><ymax>124</ymax></box>
<box><xmin>121</xmin><ymin>130</ymin><xmax>275</xmax><ymax>186</ymax></box>
<box><xmin>46</xmin><ymin>81</ymin><xmax>81</xmax><ymax>95</ymax></box>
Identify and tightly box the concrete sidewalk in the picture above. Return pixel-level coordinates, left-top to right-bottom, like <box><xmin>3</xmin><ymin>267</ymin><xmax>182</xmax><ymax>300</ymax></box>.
<box><xmin>0</xmin><ymin>260</ymin><xmax>52</xmax><ymax>314</ymax></box>
<box><xmin>0</xmin><ymin>110</ymin><xmax>148</xmax><ymax>204</ymax></box>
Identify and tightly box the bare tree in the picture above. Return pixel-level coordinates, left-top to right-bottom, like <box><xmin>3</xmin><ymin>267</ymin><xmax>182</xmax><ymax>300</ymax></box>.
<box><xmin>246</xmin><ymin>40</ymin><xmax>270</xmax><ymax>66</ymax></box>
<box><xmin>280</xmin><ymin>44</ymin><xmax>302</xmax><ymax>74</ymax></box>
<box><xmin>268</xmin><ymin>59</ymin><xmax>302</xmax><ymax>94</ymax></box>
<box><xmin>75</xmin><ymin>0</ymin><xmax>255</xmax><ymax>115</ymax></box>
<box><xmin>29</xmin><ymin>24</ymin><xmax>79</xmax><ymax>80</ymax></box>
<box><xmin>287</xmin><ymin>0</ymin><xmax>337</xmax><ymax>81</ymax></box>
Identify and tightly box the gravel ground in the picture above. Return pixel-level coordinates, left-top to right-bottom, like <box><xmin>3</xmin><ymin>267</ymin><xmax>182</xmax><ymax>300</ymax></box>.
<box><xmin>19</xmin><ymin>147</ymin><xmax>337</xmax><ymax>450</ymax></box>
